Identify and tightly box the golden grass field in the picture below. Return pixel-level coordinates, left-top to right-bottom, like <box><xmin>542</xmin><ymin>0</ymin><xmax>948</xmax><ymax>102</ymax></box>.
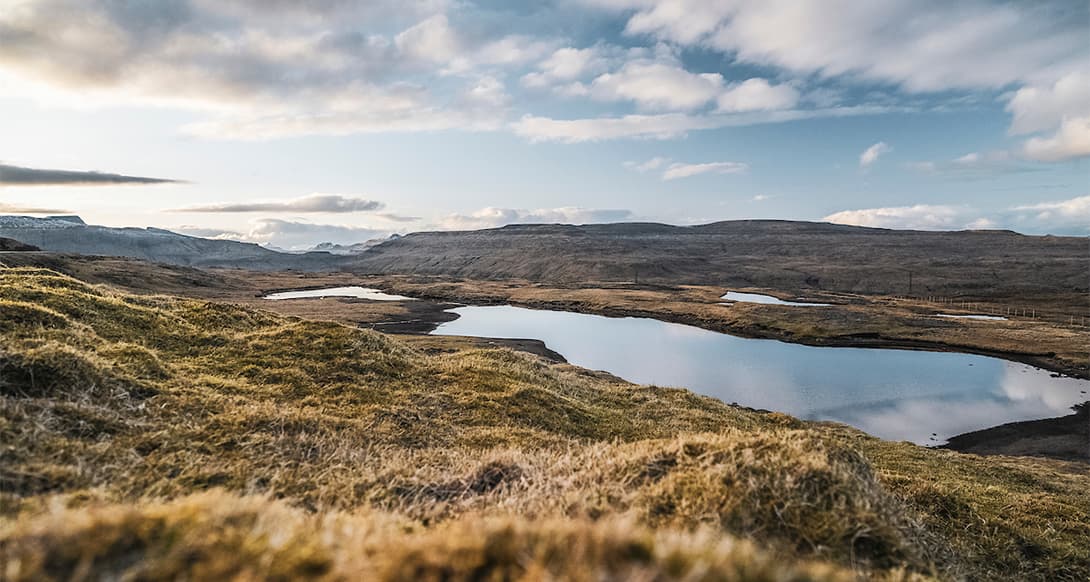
<box><xmin>1</xmin><ymin>267</ymin><xmax>1088</xmax><ymax>580</ymax></box>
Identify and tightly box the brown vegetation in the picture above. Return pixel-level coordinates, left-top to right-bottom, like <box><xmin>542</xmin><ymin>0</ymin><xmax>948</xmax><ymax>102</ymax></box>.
<box><xmin>1</xmin><ymin>267</ymin><xmax>1088</xmax><ymax>580</ymax></box>
<box><xmin>350</xmin><ymin>221</ymin><xmax>1089</xmax><ymax>297</ymax></box>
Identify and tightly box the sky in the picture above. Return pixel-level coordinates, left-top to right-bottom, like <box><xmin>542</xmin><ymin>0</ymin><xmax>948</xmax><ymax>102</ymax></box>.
<box><xmin>0</xmin><ymin>0</ymin><xmax>1087</xmax><ymax>248</ymax></box>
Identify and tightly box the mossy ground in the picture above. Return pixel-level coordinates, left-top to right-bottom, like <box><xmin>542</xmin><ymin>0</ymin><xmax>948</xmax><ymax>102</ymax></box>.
<box><xmin>0</xmin><ymin>268</ymin><xmax>1087</xmax><ymax>580</ymax></box>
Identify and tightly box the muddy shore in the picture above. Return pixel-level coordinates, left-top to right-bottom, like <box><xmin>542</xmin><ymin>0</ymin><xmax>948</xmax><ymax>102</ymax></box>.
<box><xmin>942</xmin><ymin>404</ymin><xmax>1089</xmax><ymax>464</ymax></box>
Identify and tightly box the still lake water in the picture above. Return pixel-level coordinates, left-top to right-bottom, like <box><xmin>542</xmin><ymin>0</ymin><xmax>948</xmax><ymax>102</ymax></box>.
<box><xmin>432</xmin><ymin>305</ymin><xmax>1089</xmax><ymax>444</ymax></box>
<box><xmin>932</xmin><ymin>313</ymin><xmax>1008</xmax><ymax>321</ymax></box>
<box><xmin>721</xmin><ymin>291</ymin><xmax>831</xmax><ymax>307</ymax></box>
<box><xmin>264</xmin><ymin>286</ymin><xmax>414</xmax><ymax>301</ymax></box>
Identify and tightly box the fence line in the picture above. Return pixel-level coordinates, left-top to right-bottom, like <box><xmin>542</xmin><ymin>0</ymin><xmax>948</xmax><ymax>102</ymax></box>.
<box><xmin>886</xmin><ymin>295</ymin><xmax>1088</xmax><ymax>327</ymax></box>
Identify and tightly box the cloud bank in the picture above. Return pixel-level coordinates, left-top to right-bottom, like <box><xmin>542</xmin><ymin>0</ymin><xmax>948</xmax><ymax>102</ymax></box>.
<box><xmin>0</xmin><ymin>0</ymin><xmax>1084</xmax><ymax>178</ymax></box>
<box><xmin>0</xmin><ymin>203</ymin><xmax>72</xmax><ymax>214</ymax></box>
<box><xmin>625</xmin><ymin>157</ymin><xmax>748</xmax><ymax>180</ymax></box>
<box><xmin>437</xmin><ymin>207</ymin><xmax>633</xmax><ymax>230</ymax></box>
<box><xmin>1</xmin><ymin>0</ymin><xmax>1082</xmax><ymax>152</ymax></box>
<box><xmin>823</xmin><ymin>195</ymin><xmax>1090</xmax><ymax>235</ymax></box>
<box><xmin>0</xmin><ymin>163</ymin><xmax>180</xmax><ymax>186</ymax></box>
<box><xmin>173</xmin><ymin>194</ymin><xmax>384</xmax><ymax>213</ymax></box>
<box><xmin>179</xmin><ymin>218</ymin><xmax>389</xmax><ymax>249</ymax></box>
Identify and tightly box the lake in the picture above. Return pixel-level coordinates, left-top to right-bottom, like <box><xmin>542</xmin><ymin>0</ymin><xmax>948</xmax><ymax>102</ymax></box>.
<box><xmin>432</xmin><ymin>305</ymin><xmax>1088</xmax><ymax>444</ymax></box>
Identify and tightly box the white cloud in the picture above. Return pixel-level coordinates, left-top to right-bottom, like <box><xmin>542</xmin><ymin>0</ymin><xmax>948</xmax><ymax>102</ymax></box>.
<box><xmin>910</xmin><ymin>122</ymin><xmax>1089</xmax><ymax>172</ymax></box>
<box><xmin>474</xmin><ymin>36</ymin><xmax>556</xmax><ymax>68</ymax></box>
<box><xmin>521</xmin><ymin>46</ymin><xmax>617</xmax><ymax>89</ymax></box>
<box><xmin>906</xmin><ymin>150</ymin><xmax>1039</xmax><ymax>179</ymax></box>
<box><xmin>437</xmin><ymin>207</ymin><xmax>633</xmax><ymax>229</ymax></box>
<box><xmin>824</xmin><ymin>195</ymin><xmax>1090</xmax><ymax>234</ymax></box>
<box><xmin>1003</xmin><ymin>71</ymin><xmax>1090</xmax><ymax>162</ymax></box>
<box><xmin>373</xmin><ymin>212</ymin><xmax>422</xmax><ymax>223</ymax></box>
<box><xmin>662</xmin><ymin>161</ymin><xmax>747</xmax><ymax>180</ymax></box>
<box><xmin>624</xmin><ymin>157</ymin><xmax>748</xmax><ymax>179</ymax></box>
<box><xmin>618</xmin><ymin>0</ymin><xmax>735</xmax><ymax>45</ymax></box>
<box><xmin>824</xmin><ymin>204</ymin><xmax>969</xmax><ymax>230</ymax></box>
<box><xmin>464</xmin><ymin>76</ymin><xmax>510</xmax><ymax>107</ymax></box>
<box><xmin>1009</xmin><ymin>195</ymin><xmax>1090</xmax><ymax>230</ymax></box>
<box><xmin>717</xmin><ymin>78</ymin><xmax>799</xmax><ymax>112</ymax></box>
<box><xmin>525</xmin><ymin>46</ymin><xmax>799</xmax><ymax>116</ymax></box>
<box><xmin>589</xmin><ymin>60</ymin><xmax>725</xmax><ymax>110</ymax></box>
<box><xmin>591</xmin><ymin>0</ymin><xmax>1087</xmax><ymax>93</ymax></box>
<box><xmin>513</xmin><ymin>112</ymin><xmax>715</xmax><ymax>142</ymax></box>
<box><xmin>0</xmin><ymin>0</ymin><xmax>1084</xmax><ymax>154</ymax></box>
<box><xmin>623</xmin><ymin>157</ymin><xmax>670</xmax><ymax>172</ymax></box>
<box><xmin>512</xmin><ymin>104</ymin><xmax>896</xmax><ymax>143</ymax></box>
<box><xmin>0</xmin><ymin>2</ymin><xmax>539</xmax><ymax>139</ymax></box>
<box><xmin>395</xmin><ymin>14</ymin><xmax>462</xmax><ymax>64</ymax></box>
<box><xmin>1006</xmin><ymin>71</ymin><xmax>1090</xmax><ymax>135</ymax></box>
<box><xmin>175</xmin><ymin>226</ymin><xmax>248</xmax><ymax>240</ymax></box>
<box><xmin>178</xmin><ymin>218</ymin><xmax>391</xmax><ymax>248</ymax></box>
<box><xmin>244</xmin><ymin>218</ymin><xmax>389</xmax><ymax>248</ymax></box>
<box><xmin>752</xmin><ymin>194</ymin><xmax>774</xmax><ymax>201</ymax></box>
<box><xmin>583</xmin><ymin>0</ymin><xmax>1090</xmax><ymax>159</ymax></box>
<box><xmin>1021</xmin><ymin>116</ymin><xmax>1090</xmax><ymax>163</ymax></box>
<box><xmin>859</xmin><ymin>141</ymin><xmax>891</xmax><ymax>167</ymax></box>
<box><xmin>180</xmin><ymin>80</ymin><xmax>507</xmax><ymax>139</ymax></box>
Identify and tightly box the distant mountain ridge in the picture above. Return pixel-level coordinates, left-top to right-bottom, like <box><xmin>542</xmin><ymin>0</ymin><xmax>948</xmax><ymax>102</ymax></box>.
<box><xmin>2</xmin><ymin>216</ymin><xmax>1085</xmax><ymax>295</ymax></box>
<box><xmin>0</xmin><ymin>215</ymin><xmax>344</xmax><ymax>270</ymax></box>
<box><xmin>349</xmin><ymin>219</ymin><xmax>1088</xmax><ymax>295</ymax></box>
<box><xmin>307</xmin><ymin>234</ymin><xmax>401</xmax><ymax>255</ymax></box>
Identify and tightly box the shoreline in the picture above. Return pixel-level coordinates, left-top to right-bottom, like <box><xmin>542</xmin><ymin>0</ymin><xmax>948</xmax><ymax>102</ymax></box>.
<box><xmin>941</xmin><ymin>404</ymin><xmax>1089</xmax><ymax>464</ymax></box>
<box><xmin>398</xmin><ymin>296</ymin><xmax>1085</xmax><ymax>379</ymax></box>
<box><xmin>328</xmin><ymin>292</ymin><xmax>1088</xmax><ymax>462</ymax></box>
<box><xmin>346</xmin><ymin>288</ymin><xmax>1089</xmax><ymax>462</ymax></box>
<box><xmin>360</xmin><ymin>280</ymin><xmax>1088</xmax><ymax>381</ymax></box>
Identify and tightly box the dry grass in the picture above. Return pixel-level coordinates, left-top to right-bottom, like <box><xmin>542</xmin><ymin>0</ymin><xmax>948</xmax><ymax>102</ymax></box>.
<box><xmin>0</xmin><ymin>267</ymin><xmax>1087</xmax><ymax>580</ymax></box>
<box><xmin>2</xmin><ymin>491</ymin><xmax>880</xmax><ymax>582</ymax></box>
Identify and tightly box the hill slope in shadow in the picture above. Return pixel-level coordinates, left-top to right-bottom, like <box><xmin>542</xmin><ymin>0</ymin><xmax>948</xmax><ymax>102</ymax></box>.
<box><xmin>351</xmin><ymin>220</ymin><xmax>1088</xmax><ymax>296</ymax></box>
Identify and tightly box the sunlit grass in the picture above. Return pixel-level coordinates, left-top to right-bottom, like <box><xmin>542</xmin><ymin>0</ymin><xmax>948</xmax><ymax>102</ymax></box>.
<box><xmin>0</xmin><ymin>268</ymin><xmax>1086</xmax><ymax>580</ymax></box>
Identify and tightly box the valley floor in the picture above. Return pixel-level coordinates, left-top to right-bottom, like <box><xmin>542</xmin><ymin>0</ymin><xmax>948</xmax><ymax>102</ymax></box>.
<box><xmin>1</xmin><ymin>262</ymin><xmax>1089</xmax><ymax>580</ymax></box>
<box><xmin>2</xmin><ymin>251</ymin><xmax>1087</xmax><ymax>461</ymax></box>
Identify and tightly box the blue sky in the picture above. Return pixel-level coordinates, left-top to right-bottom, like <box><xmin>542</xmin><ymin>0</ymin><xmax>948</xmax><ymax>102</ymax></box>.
<box><xmin>0</xmin><ymin>0</ymin><xmax>1087</xmax><ymax>247</ymax></box>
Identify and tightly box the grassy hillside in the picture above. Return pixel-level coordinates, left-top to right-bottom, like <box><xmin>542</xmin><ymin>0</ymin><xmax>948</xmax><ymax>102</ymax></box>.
<box><xmin>1</xmin><ymin>268</ymin><xmax>1088</xmax><ymax>580</ymax></box>
<box><xmin>351</xmin><ymin>220</ymin><xmax>1089</xmax><ymax>296</ymax></box>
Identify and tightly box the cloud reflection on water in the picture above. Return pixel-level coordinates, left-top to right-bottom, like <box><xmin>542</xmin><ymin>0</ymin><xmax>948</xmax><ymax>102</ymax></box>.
<box><xmin>433</xmin><ymin>306</ymin><xmax>1088</xmax><ymax>444</ymax></box>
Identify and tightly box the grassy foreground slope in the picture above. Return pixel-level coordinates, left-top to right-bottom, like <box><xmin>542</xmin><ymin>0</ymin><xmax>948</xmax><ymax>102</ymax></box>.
<box><xmin>0</xmin><ymin>268</ymin><xmax>1087</xmax><ymax>581</ymax></box>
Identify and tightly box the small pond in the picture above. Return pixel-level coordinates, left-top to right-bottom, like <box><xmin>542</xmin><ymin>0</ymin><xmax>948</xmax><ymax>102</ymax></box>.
<box><xmin>264</xmin><ymin>286</ymin><xmax>414</xmax><ymax>301</ymax></box>
<box><xmin>932</xmin><ymin>313</ymin><xmax>1008</xmax><ymax>321</ymax></box>
<box><xmin>721</xmin><ymin>291</ymin><xmax>830</xmax><ymax>307</ymax></box>
<box><xmin>432</xmin><ymin>305</ymin><xmax>1088</xmax><ymax>444</ymax></box>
